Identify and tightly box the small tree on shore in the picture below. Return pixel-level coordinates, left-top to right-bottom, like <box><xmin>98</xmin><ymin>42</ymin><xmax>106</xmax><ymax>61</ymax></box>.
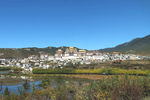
<box><xmin>4</xmin><ymin>86</ymin><xmax>9</xmax><ymax>95</ymax></box>
<box><xmin>32</xmin><ymin>82</ymin><xmax>36</xmax><ymax>94</ymax></box>
<box><xmin>23</xmin><ymin>80</ymin><xmax>30</xmax><ymax>90</ymax></box>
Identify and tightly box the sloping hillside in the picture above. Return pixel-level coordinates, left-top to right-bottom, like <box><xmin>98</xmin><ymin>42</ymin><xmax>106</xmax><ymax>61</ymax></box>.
<box><xmin>100</xmin><ymin>35</ymin><xmax>150</xmax><ymax>55</ymax></box>
<box><xmin>0</xmin><ymin>46</ymin><xmax>78</xmax><ymax>59</ymax></box>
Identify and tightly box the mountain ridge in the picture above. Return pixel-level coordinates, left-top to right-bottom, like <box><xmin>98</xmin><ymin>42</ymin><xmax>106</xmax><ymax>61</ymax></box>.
<box><xmin>0</xmin><ymin>46</ymin><xmax>81</xmax><ymax>59</ymax></box>
<box><xmin>100</xmin><ymin>34</ymin><xmax>150</xmax><ymax>55</ymax></box>
<box><xmin>0</xmin><ymin>34</ymin><xmax>150</xmax><ymax>58</ymax></box>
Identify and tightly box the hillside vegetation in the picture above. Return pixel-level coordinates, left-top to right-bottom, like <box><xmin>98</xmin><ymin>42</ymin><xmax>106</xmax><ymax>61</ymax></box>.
<box><xmin>100</xmin><ymin>35</ymin><xmax>150</xmax><ymax>55</ymax></box>
<box><xmin>0</xmin><ymin>35</ymin><xmax>150</xmax><ymax>58</ymax></box>
<box><xmin>0</xmin><ymin>46</ymin><xmax>78</xmax><ymax>58</ymax></box>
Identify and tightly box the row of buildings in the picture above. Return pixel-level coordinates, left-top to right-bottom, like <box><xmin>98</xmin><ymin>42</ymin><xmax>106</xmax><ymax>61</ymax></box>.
<box><xmin>55</xmin><ymin>47</ymin><xmax>86</xmax><ymax>57</ymax></box>
<box><xmin>0</xmin><ymin>47</ymin><xmax>149</xmax><ymax>71</ymax></box>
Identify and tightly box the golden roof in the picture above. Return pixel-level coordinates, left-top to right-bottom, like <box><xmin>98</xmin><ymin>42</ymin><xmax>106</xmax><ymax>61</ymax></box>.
<box><xmin>79</xmin><ymin>49</ymin><xmax>86</xmax><ymax>51</ymax></box>
<box><xmin>58</xmin><ymin>49</ymin><xmax>62</xmax><ymax>51</ymax></box>
<box><xmin>69</xmin><ymin>47</ymin><xmax>74</xmax><ymax>49</ymax></box>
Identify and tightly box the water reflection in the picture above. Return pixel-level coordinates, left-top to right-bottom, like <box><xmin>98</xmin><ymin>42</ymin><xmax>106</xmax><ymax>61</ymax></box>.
<box><xmin>0</xmin><ymin>76</ymin><xmax>90</xmax><ymax>95</ymax></box>
<box><xmin>0</xmin><ymin>81</ymin><xmax>41</xmax><ymax>94</ymax></box>
<box><xmin>0</xmin><ymin>71</ymin><xmax>9</xmax><ymax>74</ymax></box>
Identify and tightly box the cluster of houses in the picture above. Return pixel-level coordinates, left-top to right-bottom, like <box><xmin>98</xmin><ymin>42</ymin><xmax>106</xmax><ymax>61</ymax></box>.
<box><xmin>0</xmin><ymin>47</ymin><xmax>149</xmax><ymax>71</ymax></box>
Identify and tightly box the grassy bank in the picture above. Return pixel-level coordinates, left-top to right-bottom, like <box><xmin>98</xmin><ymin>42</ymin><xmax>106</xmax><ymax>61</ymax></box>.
<box><xmin>32</xmin><ymin>68</ymin><xmax>150</xmax><ymax>76</ymax></box>
<box><xmin>0</xmin><ymin>67</ymin><xmax>23</xmax><ymax>72</ymax></box>
<box><xmin>1</xmin><ymin>75</ymin><xmax>150</xmax><ymax>100</ymax></box>
<box><xmin>0</xmin><ymin>67</ymin><xmax>11</xmax><ymax>71</ymax></box>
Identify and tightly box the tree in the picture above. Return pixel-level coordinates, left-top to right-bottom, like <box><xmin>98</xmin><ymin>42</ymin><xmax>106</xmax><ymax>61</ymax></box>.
<box><xmin>0</xmin><ymin>82</ymin><xmax>2</xmax><ymax>92</ymax></box>
<box><xmin>4</xmin><ymin>86</ymin><xmax>9</xmax><ymax>95</ymax></box>
<box><xmin>32</xmin><ymin>82</ymin><xmax>36</xmax><ymax>94</ymax></box>
<box><xmin>23</xmin><ymin>80</ymin><xmax>30</xmax><ymax>90</ymax></box>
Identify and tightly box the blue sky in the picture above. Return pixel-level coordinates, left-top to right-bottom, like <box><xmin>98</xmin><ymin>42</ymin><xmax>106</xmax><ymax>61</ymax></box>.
<box><xmin>0</xmin><ymin>0</ymin><xmax>150</xmax><ymax>50</ymax></box>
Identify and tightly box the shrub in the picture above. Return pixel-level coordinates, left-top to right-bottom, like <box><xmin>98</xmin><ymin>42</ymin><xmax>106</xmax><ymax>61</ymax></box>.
<box><xmin>0</xmin><ymin>67</ymin><xmax>11</xmax><ymax>71</ymax></box>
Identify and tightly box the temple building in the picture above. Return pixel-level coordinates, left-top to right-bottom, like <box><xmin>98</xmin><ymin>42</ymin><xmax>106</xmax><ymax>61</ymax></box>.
<box><xmin>55</xmin><ymin>49</ymin><xmax>63</xmax><ymax>57</ymax></box>
<box><xmin>64</xmin><ymin>47</ymin><xmax>78</xmax><ymax>57</ymax></box>
<box><xmin>78</xmin><ymin>49</ymin><xmax>86</xmax><ymax>57</ymax></box>
<box><xmin>55</xmin><ymin>47</ymin><xmax>87</xmax><ymax>59</ymax></box>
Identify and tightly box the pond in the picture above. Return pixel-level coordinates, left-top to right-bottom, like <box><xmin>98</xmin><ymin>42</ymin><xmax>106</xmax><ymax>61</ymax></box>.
<box><xmin>0</xmin><ymin>75</ymin><xmax>91</xmax><ymax>95</ymax></box>
<box><xmin>0</xmin><ymin>81</ymin><xmax>41</xmax><ymax>94</ymax></box>
<box><xmin>0</xmin><ymin>71</ymin><xmax>9</xmax><ymax>74</ymax></box>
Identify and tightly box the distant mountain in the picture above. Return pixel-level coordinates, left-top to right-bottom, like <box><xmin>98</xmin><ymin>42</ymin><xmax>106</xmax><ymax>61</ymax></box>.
<box><xmin>100</xmin><ymin>35</ymin><xmax>150</xmax><ymax>55</ymax></box>
<box><xmin>0</xmin><ymin>34</ymin><xmax>150</xmax><ymax>58</ymax></box>
<box><xmin>0</xmin><ymin>46</ymin><xmax>80</xmax><ymax>59</ymax></box>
